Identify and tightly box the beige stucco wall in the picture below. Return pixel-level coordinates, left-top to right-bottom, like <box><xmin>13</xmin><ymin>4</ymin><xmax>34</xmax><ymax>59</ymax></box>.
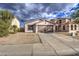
<box><xmin>68</xmin><ymin>24</ymin><xmax>79</xmax><ymax>36</ymax></box>
<box><xmin>69</xmin><ymin>24</ymin><xmax>79</xmax><ymax>33</ymax></box>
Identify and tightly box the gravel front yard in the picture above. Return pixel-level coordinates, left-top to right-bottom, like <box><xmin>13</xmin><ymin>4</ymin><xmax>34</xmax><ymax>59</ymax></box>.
<box><xmin>0</xmin><ymin>32</ymin><xmax>41</xmax><ymax>45</ymax></box>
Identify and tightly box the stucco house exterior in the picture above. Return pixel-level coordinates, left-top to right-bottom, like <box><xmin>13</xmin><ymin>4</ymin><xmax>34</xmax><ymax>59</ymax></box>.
<box><xmin>25</xmin><ymin>18</ymin><xmax>79</xmax><ymax>36</ymax></box>
<box><xmin>68</xmin><ymin>21</ymin><xmax>79</xmax><ymax>36</ymax></box>
<box><xmin>25</xmin><ymin>19</ymin><xmax>54</xmax><ymax>33</ymax></box>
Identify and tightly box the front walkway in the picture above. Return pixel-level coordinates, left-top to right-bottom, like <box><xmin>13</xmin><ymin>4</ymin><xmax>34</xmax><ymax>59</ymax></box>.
<box><xmin>0</xmin><ymin>33</ymin><xmax>79</xmax><ymax>56</ymax></box>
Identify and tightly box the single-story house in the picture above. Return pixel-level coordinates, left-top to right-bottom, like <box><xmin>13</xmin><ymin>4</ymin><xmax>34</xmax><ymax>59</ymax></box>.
<box><xmin>25</xmin><ymin>19</ymin><xmax>54</xmax><ymax>33</ymax></box>
<box><xmin>25</xmin><ymin>19</ymin><xmax>79</xmax><ymax>36</ymax></box>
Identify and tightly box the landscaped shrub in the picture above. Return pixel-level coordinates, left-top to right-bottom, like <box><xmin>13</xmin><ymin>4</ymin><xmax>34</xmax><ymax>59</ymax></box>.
<box><xmin>19</xmin><ymin>28</ymin><xmax>25</xmax><ymax>32</ymax></box>
<box><xmin>9</xmin><ymin>25</ymin><xmax>18</xmax><ymax>34</ymax></box>
<box><xmin>0</xmin><ymin>29</ymin><xmax>9</xmax><ymax>37</ymax></box>
<box><xmin>0</xmin><ymin>10</ymin><xmax>14</xmax><ymax>37</ymax></box>
<box><xmin>0</xmin><ymin>20</ymin><xmax>9</xmax><ymax>37</ymax></box>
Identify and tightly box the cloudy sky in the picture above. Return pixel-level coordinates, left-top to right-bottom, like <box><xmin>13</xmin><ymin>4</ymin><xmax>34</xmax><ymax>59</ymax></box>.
<box><xmin>0</xmin><ymin>3</ymin><xmax>79</xmax><ymax>27</ymax></box>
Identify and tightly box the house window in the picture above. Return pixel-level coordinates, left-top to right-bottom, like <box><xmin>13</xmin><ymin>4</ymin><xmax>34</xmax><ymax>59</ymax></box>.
<box><xmin>71</xmin><ymin>25</ymin><xmax>73</xmax><ymax>30</ymax></box>
<box><xmin>28</xmin><ymin>25</ymin><xmax>33</xmax><ymax>30</ymax></box>
<box><xmin>75</xmin><ymin>25</ymin><xmax>77</xmax><ymax>30</ymax></box>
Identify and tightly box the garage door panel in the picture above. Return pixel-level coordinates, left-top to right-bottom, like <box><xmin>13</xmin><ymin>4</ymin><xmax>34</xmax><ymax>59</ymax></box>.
<box><xmin>38</xmin><ymin>25</ymin><xmax>53</xmax><ymax>33</ymax></box>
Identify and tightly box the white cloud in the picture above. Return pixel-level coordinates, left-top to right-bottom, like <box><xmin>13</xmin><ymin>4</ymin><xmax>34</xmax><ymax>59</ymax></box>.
<box><xmin>25</xmin><ymin>3</ymin><xmax>37</xmax><ymax>10</ymax></box>
<box><xmin>40</xmin><ymin>12</ymin><xmax>57</xmax><ymax>18</ymax></box>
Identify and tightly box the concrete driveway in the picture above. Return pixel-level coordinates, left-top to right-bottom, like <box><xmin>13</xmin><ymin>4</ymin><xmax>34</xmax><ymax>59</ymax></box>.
<box><xmin>0</xmin><ymin>33</ymin><xmax>79</xmax><ymax>56</ymax></box>
<box><xmin>38</xmin><ymin>33</ymin><xmax>79</xmax><ymax>56</ymax></box>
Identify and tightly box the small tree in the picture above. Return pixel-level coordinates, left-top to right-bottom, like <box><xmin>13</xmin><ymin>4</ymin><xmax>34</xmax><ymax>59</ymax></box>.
<box><xmin>71</xmin><ymin>9</ymin><xmax>79</xmax><ymax>24</ymax></box>
<box><xmin>74</xmin><ymin>17</ymin><xmax>79</xmax><ymax>24</ymax></box>
<box><xmin>0</xmin><ymin>19</ymin><xmax>9</xmax><ymax>37</ymax></box>
<box><xmin>0</xmin><ymin>10</ymin><xmax>14</xmax><ymax>37</ymax></box>
<box><xmin>71</xmin><ymin>9</ymin><xmax>79</xmax><ymax>19</ymax></box>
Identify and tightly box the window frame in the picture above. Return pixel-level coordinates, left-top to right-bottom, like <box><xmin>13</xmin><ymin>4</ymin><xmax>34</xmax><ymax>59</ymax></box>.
<box><xmin>71</xmin><ymin>25</ymin><xmax>73</xmax><ymax>30</ymax></box>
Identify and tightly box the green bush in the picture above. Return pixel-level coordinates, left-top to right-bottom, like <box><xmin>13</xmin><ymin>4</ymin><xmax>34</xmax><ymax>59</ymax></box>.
<box><xmin>9</xmin><ymin>25</ymin><xmax>18</xmax><ymax>34</ymax></box>
<box><xmin>0</xmin><ymin>29</ymin><xmax>9</xmax><ymax>37</ymax></box>
<box><xmin>0</xmin><ymin>20</ymin><xmax>9</xmax><ymax>37</ymax></box>
<box><xmin>18</xmin><ymin>28</ymin><xmax>25</xmax><ymax>32</ymax></box>
<box><xmin>0</xmin><ymin>10</ymin><xmax>14</xmax><ymax>37</ymax></box>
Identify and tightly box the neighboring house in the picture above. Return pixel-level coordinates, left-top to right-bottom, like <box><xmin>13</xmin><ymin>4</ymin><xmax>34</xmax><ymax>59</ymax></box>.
<box><xmin>11</xmin><ymin>16</ymin><xmax>20</xmax><ymax>28</ymax></box>
<box><xmin>9</xmin><ymin>16</ymin><xmax>20</xmax><ymax>32</ymax></box>
<box><xmin>25</xmin><ymin>19</ymin><xmax>79</xmax><ymax>36</ymax></box>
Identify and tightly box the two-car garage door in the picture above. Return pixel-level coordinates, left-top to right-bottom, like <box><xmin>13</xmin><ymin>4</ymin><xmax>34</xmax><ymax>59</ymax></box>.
<box><xmin>38</xmin><ymin>25</ymin><xmax>53</xmax><ymax>33</ymax></box>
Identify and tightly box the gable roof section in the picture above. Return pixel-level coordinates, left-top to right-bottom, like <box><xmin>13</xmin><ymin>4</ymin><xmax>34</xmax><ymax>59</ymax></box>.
<box><xmin>26</xmin><ymin>19</ymin><xmax>54</xmax><ymax>25</ymax></box>
<box><xmin>35</xmin><ymin>20</ymin><xmax>54</xmax><ymax>25</ymax></box>
<box><xmin>26</xmin><ymin>18</ymin><xmax>75</xmax><ymax>25</ymax></box>
<box><xmin>26</xmin><ymin>19</ymin><xmax>38</xmax><ymax>23</ymax></box>
<box><xmin>26</xmin><ymin>19</ymin><xmax>41</xmax><ymax>25</ymax></box>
